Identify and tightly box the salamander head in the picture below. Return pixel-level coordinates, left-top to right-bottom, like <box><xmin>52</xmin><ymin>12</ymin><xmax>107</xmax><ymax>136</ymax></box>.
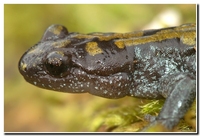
<box><xmin>18</xmin><ymin>24</ymin><xmax>133</xmax><ymax>98</ymax></box>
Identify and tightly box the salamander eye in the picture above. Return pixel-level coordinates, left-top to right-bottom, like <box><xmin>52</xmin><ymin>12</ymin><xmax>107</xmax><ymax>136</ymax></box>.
<box><xmin>41</xmin><ymin>24</ymin><xmax>68</xmax><ymax>41</ymax></box>
<box><xmin>45</xmin><ymin>51</ymin><xmax>71</xmax><ymax>77</ymax></box>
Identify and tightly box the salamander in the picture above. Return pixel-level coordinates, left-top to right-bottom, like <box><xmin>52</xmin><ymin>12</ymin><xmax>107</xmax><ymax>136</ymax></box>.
<box><xmin>18</xmin><ymin>23</ymin><xmax>196</xmax><ymax>131</ymax></box>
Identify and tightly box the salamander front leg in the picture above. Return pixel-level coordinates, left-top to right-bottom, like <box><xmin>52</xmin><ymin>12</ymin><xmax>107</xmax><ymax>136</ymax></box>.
<box><xmin>142</xmin><ymin>73</ymin><xmax>196</xmax><ymax>131</ymax></box>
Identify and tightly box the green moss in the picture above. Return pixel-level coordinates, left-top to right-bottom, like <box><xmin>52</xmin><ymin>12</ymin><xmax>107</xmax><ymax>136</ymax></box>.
<box><xmin>89</xmin><ymin>105</ymin><xmax>142</xmax><ymax>132</ymax></box>
<box><xmin>89</xmin><ymin>98</ymin><xmax>196</xmax><ymax>132</ymax></box>
<box><xmin>140</xmin><ymin>100</ymin><xmax>164</xmax><ymax>115</ymax></box>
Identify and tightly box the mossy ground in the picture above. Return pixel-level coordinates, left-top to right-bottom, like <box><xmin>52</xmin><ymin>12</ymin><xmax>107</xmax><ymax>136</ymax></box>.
<box><xmin>88</xmin><ymin>99</ymin><xmax>196</xmax><ymax>132</ymax></box>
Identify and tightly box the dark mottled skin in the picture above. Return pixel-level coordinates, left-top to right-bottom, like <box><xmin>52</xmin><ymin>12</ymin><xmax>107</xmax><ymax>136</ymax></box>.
<box><xmin>18</xmin><ymin>23</ymin><xmax>196</xmax><ymax>131</ymax></box>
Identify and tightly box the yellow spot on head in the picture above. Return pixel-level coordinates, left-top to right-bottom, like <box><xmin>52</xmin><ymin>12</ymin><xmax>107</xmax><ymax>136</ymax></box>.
<box><xmin>53</xmin><ymin>40</ymin><xmax>71</xmax><ymax>48</ymax></box>
<box><xmin>75</xmin><ymin>31</ymin><xmax>144</xmax><ymax>42</ymax></box>
<box><xmin>85</xmin><ymin>42</ymin><xmax>103</xmax><ymax>56</ymax></box>
<box><xmin>49</xmin><ymin>25</ymin><xmax>64</xmax><ymax>35</ymax></box>
<box><xmin>114</xmin><ymin>40</ymin><xmax>125</xmax><ymax>49</ymax></box>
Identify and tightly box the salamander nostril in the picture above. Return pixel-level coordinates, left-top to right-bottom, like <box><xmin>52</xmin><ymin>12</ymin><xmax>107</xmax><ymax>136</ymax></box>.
<box><xmin>18</xmin><ymin>60</ymin><xmax>27</xmax><ymax>73</ymax></box>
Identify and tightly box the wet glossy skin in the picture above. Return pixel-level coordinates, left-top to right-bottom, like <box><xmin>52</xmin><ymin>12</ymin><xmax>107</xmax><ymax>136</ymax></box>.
<box><xmin>18</xmin><ymin>23</ymin><xmax>196</xmax><ymax>131</ymax></box>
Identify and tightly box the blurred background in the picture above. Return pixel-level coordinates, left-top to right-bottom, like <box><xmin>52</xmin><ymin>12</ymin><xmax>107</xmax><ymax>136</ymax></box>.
<box><xmin>4</xmin><ymin>4</ymin><xmax>196</xmax><ymax>132</ymax></box>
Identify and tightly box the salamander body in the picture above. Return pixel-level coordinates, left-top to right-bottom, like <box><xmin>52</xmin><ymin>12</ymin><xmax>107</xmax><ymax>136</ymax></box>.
<box><xmin>18</xmin><ymin>23</ymin><xmax>196</xmax><ymax>131</ymax></box>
